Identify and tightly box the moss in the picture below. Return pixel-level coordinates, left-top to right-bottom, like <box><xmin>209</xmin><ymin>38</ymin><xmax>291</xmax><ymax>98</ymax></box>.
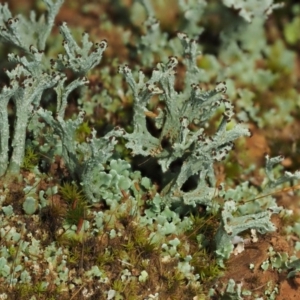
<box><xmin>59</xmin><ymin>182</ymin><xmax>88</xmax><ymax>231</ymax></box>
<box><xmin>21</xmin><ymin>147</ymin><xmax>40</xmax><ymax>171</ymax></box>
<box><xmin>75</xmin><ymin>121</ymin><xmax>91</xmax><ymax>143</ymax></box>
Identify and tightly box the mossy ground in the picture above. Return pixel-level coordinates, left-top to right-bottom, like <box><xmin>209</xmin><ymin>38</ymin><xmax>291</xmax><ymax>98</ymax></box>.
<box><xmin>0</xmin><ymin>167</ymin><xmax>221</xmax><ymax>299</ymax></box>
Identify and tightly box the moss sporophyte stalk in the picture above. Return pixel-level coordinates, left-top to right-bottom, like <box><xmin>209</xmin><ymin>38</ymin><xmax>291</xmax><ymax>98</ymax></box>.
<box><xmin>0</xmin><ymin>0</ymin><xmax>299</xmax><ymax>299</ymax></box>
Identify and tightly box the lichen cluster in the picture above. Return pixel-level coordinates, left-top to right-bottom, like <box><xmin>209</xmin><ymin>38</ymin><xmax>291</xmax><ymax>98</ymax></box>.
<box><xmin>0</xmin><ymin>0</ymin><xmax>300</xmax><ymax>299</ymax></box>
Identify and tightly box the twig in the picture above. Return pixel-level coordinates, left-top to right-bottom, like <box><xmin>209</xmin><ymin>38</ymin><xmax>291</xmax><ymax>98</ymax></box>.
<box><xmin>70</xmin><ymin>284</ymin><xmax>85</xmax><ymax>300</ymax></box>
